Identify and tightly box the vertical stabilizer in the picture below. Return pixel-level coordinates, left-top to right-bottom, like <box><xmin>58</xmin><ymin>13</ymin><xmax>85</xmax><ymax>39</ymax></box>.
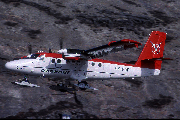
<box><xmin>135</xmin><ymin>31</ymin><xmax>166</xmax><ymax>70</ymax></box>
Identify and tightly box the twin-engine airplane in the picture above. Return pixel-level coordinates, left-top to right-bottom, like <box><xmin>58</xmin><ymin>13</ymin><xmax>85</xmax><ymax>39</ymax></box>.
<box><xmin>5</xmin><ymin>31</ymin><xmax>168</xmax><ymax>90</ymax></box>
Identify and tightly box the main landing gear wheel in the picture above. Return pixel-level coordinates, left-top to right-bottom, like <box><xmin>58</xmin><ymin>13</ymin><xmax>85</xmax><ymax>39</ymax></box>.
<box><xmin>75</xmin><ymin>81</ymin><xmax>98</xmax><ymax>90</ymax></box>
<box><xmin>78</xmin><ymin>81</ymin><xmax>89</xmax><ymax>90</ymax></box>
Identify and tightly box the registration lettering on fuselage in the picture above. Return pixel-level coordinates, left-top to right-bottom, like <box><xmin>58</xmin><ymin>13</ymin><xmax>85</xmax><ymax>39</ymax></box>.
<box><xmin>41</xmin><ymin>69</ymin><xmax>70</xmax><ymax>74</ymax></box>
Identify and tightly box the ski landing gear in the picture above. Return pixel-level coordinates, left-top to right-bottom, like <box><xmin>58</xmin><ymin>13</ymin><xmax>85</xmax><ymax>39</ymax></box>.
<box><xmin>12</xmin><ymin>76</ymin><xmax>40</xmax><ymax>87</ymax></box>
<box><xmin>56</xmin><ymin>81</ymin><xmax>98</xmax><ymax>91</ymax></box>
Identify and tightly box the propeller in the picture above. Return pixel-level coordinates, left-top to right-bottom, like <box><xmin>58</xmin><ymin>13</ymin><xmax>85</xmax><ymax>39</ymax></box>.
<box><xmin>28</xmin><ymin>43</ymin><xmax>32</xmax><ymax>54</ymax></box>
<box><xmin>59</xmin><ymin>37</ymin><xmax>63</xmax><ymax>50</ymax></box>
<box><xmin>49</xmin><ymin>48</ymin><xmax>52</xmax><ymax>53</ymax></box>
<box><xmin>49</xmin><ymin>38</ymin><xmax>63</xmax><ymax>53</ymax></box>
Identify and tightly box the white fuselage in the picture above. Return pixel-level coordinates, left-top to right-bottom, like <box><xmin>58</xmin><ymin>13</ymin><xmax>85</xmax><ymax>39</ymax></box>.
<box><xmin>5</xmin><ymin>57</ymin><xmax>160</xmax><ymax>81</ymax></box>
<box><xmin>86</xmin><ymin>61</ymin><xmax>160</xmax><ymax>80</ymax></box>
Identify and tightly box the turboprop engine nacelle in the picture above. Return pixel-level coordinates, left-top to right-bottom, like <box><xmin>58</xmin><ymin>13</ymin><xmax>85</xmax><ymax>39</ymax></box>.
<box><xmin>58</xmin><ymin>49</ymin><xmax>67</xmax><ymax>54</ymax></box>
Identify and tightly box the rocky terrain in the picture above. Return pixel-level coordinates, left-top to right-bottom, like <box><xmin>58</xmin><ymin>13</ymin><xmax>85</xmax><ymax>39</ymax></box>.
<box><xmin>0</xmin><ymin>0</ymin><xmax>180</xmax><ymax>119</ymax></box>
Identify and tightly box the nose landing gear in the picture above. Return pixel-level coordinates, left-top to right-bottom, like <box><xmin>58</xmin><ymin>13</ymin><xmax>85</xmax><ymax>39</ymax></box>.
<box><xmin>12</xmin><ymin>76</ymin><xmax>40</xmax><ymax>87</ymax></box>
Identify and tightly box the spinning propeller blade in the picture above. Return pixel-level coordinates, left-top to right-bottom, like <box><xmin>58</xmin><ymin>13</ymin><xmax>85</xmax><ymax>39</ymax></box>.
<box><xmin>49</xmin><ymin>48</ymin><xmax>52</xmax><ymax>53</ymax></box>
<box><xmin>28</xmin><ymin>43</ymin><xmax>32</xmax><ymax>54</ymax></box>
<box><xmin>59</xmin><ymin>37</ymin><xmax>63</xmax><ymax>50</ymax></box>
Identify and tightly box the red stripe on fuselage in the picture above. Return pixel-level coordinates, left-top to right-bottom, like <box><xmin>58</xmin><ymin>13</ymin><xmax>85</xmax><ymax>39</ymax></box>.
<box><xmin>36</xmin><ymin>52</ymin><xmax>63</xmax><ymax>58</ymax></box>
<box><xmin>89</xmin><ymin>58</ymin><xmax>135</xmax><ymax>67</ymax></box>
<box><xmin>64</xmin><ymin>57</ymin><xmax>83</xmax><ymax>60</ymax></box>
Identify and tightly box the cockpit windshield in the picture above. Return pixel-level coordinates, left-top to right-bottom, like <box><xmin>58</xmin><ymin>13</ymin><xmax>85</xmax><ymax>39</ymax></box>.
<box><xmin>39</xmin><ymin>55</ymin><xmax>45</xmax><ymax>60</ymax></box>
<box><xmin>23</xmin><ymin>54</ymin><xmax>40</xmax><ymax>59</ymax></box>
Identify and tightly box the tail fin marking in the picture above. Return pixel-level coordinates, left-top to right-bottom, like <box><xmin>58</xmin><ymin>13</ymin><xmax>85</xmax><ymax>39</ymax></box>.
<box><xmin>135</xmin><ymin>31</ymin><xmax>166</xmax><ymax>70</ymax></box>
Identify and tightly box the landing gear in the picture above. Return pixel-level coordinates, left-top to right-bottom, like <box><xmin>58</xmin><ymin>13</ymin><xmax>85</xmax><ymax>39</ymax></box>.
<box><xmin>74</xmin><ymin>81</ymin><xmax>98</xmax><ymax>90</ymax></box>
<box><xmin>12</xmin><ymin>75</ymin><xmax>40</xmax><ymax>87</ymax></box>
<box><xmin>57</xmin><ymin>81</ymin><xmax>71</xmax><ymax>88</ymax></box>
<box><xmin>51</xmin><ymin>79</ymin><xmax>98</xmax><ymax>92</ymax></box>
<box><xmin>78</xmin><ymin>81</ymin><xmax>89</xmax><ymax>90</ymax></box>
<box><xmin>54</xmin><ymin>81</ymin><xmax>76</xmax><ymax>93</ymax></box>
<box><xmin>22</xmin><ymin>76</ymin><xmax>29</xmax><ymax>83</ymax></box>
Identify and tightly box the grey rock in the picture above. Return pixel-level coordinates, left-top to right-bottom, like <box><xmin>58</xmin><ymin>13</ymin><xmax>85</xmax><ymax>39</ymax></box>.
<box><xmin>0</xmin><ymin>0</ymin><xmax>180</xmax><ymax>119</ymax></box>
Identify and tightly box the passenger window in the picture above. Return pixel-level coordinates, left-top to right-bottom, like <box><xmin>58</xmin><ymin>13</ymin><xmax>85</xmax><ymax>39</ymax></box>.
<box><xmin>57</xmin><ymin>59</ymin><xmax>61</xmax><ymax>63</ymax></box>
<box><xmin>98</xmin><ymin>63</ymin><xmax>102</xmax><ymax>67</ymax></box>
<box><xmin>52</xmin><ymin>59</ymin><xmax>55</xmax><ymax>63</ymax></box>
<box><xmin>92</xmin><ymin>62</ymin><xmax>95</xmax><ymax>66</ymax></box>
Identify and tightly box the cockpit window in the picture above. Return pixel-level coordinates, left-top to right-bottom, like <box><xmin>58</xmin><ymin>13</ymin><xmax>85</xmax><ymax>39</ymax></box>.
<box><xmin>39</xmin><ymin>55</ymin><xmax>45</xmax><ymax>60</ymax></box>
<box><xmin>23</xmin><ymin>54</ymin><xmax>40</xmax><ymax>59</ymax></box>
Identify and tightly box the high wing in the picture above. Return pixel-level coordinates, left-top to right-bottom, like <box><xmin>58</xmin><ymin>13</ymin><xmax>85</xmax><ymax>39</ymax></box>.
<box><xmin>84</xmin><ymin>39</ymin><xmax>142</xmax><ymax>59</ymax></box>
<box><xmin>58</xmin><ymin>49</ymin><xmax>86</xmax><ymax>60</ymax></box>
<box><xmin>60</xmin><ymin>39</ymin><xmax>141</xmax><ymax>60</ymax></box>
